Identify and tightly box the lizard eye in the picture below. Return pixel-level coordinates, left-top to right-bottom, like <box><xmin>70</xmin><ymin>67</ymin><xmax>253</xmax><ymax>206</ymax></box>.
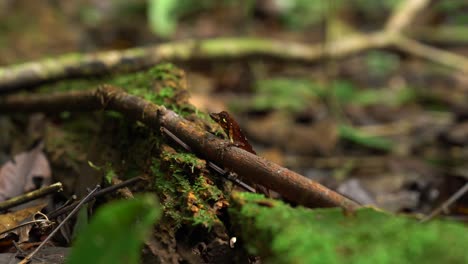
<box><xmin>222</xmin><ymin>118</ymin><xmax>227</xmax><ymax>123</ymax></box>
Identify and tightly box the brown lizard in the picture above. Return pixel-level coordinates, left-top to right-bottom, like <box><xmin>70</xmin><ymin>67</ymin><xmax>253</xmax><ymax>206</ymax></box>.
<box><xmin>210</xmin><ymin>111</ymin><xmax>271</xmax><ymax>197</ymax></box>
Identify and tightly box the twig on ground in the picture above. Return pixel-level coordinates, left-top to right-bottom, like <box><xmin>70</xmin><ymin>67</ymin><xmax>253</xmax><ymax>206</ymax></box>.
<box><xmin>18</xmin><ymin>185</ymin><xmax>101</xmax><ymax>264</ymax></box>
<box><xmin>0</xmin><ymin>219</ymin><xmax>51</xmax><ymax>238</ymax></box>
<box><xmin>391</xmin><ymin>35</ymin><xmax>468</xmax><ymax>72</ymax></box>
<box><xmin>0</xmin><ymin>86</ymin><xmax>360</xmax><ymax>210</ymax></box>
<box><xmin>161</xmin><ymin>127</ymin><xmax>256</xmax><ymax>193</ymax></box>
<box><xmin>411</xmin><ymin>26</ymin><xmax>468</xmax><ymax>45</ymax></box>
<box><xmin>0</xmin><ymin>182</ymin><xmax>63</xmax><ymax>211</ymax></box>
<box><xmin>110</xmin><ymin>177</ymin><xmax>135</xmax><ymax>199</ymax></box>
<box><xmin>0</xmin><ymin>0</ymin><xmax>464</xmax><ymax>92</ymax></box>
<box><xmin>420</xmin><ymin>182</ymin><xmax>468</xmax><ymax>223</ymax></box>
<box><xmin>47</xmin><ymin>176</ymin><xmax>144</xmax><ymax>219</ymax></box>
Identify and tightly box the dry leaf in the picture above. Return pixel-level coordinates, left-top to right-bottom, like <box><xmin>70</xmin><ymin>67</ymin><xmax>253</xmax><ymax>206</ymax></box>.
<box><xmin>0</xmin><ymin>142</ymin><xmax>51</xmax><ymax>201</ymax></box>
<box><xmin>0</xmin><ymin>203</ymin><xmax>47</xmax><ymax>242</ymax></box>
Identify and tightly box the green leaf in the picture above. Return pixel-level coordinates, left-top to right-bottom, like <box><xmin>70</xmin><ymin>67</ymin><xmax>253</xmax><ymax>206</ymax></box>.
<box><xmin>67</xmin><ymin>194</ymin><xmax>161</xmax><ymax>264</ymax></box>
<box><xmin>148</xmin><ymin>0</ymin><xmax>179</xmax><ymax>37</ymax></box>
<box><xmin>104</xmin><ymin>167</ymin><xmax>117</xmax><ymax>184</ymax></box>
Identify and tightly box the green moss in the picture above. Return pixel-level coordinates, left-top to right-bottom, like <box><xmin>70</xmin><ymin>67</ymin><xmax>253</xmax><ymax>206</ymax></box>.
<box><xmin>38</xmin><ymin>63</ymin><xmax>196</xmax><ymax>116</ymax></box>
<box><xmin>104</xmin><ymin>117</ymin><xmax>224</xmax><ymax>230</ymax></box>
<box><xmin>162</xmin><ymin>151</ymin><xmax>205</xmax><ymax>173</ymax></box>
<box><xmin>38</xmin><ymin>77</ymin><xmax>101</xmax><ymax>93</ymax></box>
<box><xmin>37</xmin><ymin>63</ymin><xmax>227</xmax><ymax>238</ymax></box>
<box><xmin>150</xmin><ymin>153</ymin><xmax>224</xmax><ymax>229</ymax></box>
<box><xmin>230</xmin><ymin>193</ymin><xmax>468</xmax><ymax>264</ymax></box>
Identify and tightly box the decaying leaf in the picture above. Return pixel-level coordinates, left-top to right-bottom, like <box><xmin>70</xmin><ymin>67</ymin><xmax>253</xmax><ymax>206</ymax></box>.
<box><xmin>0</xmin><ymin>203</ymin><xmax>47</xmax><ymax>243</ymax></box>
<box><xmin>0</xmin><ymin>142</ymin><xmax>51</xmax><ymax>201</ymax></box>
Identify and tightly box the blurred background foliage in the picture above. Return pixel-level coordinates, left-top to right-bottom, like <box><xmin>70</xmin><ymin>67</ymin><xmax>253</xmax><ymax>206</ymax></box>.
<box><xmin>147</xmin><ymin>0</ymin><xmax>405</xmax><ymax>36</ymax></box>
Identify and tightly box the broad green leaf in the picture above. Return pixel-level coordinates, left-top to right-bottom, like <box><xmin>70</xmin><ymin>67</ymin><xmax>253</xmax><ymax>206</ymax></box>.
<box><xmin>67</xmin><ymin>194</ymin><xmax>161</xmax><ymax>264</ymax></box>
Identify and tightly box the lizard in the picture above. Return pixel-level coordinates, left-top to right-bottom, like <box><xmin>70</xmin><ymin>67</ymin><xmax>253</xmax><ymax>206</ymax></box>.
<box><xmin>210</xmin><ymin>111</ymin><xmax>271</xmax><ymax>197</ymax></box>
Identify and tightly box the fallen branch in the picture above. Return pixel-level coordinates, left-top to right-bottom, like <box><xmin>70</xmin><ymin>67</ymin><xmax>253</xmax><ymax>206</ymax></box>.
<box><xmin>391</xmin><ymin>35</ymin><xmax>468</xmax><ymax>71</ymax></box>
<box><xmin>385</xmin><ymin>0</ymin><xmax>430</xmax><ymax>33</ymax></box>
<box><xmin>0</xmin><ymin>0</ymin><xmax>465</xmax><ymax>92</ymax></box>
<box><xmin>0</xmin><ymin>86</ymin><xmax>360</xmax><ymax>211</ymax></box>
<box><xmin>0</xmin><ymin>36</ymin><xmax>389</xmax><ymax>93</ymax></box>
<box><xmin>0</xmin><ymin>182</ymin><xmax>63</xmax><ymax>211</ymax></box>
<box><xmin>411</xmin><ymin>26</ymin><xmax>468</xmax><ymax>45</ymax></box>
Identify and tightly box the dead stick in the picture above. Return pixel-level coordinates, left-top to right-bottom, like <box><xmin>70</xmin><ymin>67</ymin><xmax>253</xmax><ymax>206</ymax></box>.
<box><xmin>0</xmin><ymin>182</ymin><xmax>63</xmax><ymax>211</ymax></box>
<box><xmin>0</xmin><ymin>87</ymin><xmax>360</xmax><ymax>210</ymax></box>
<box><xmin>48</xmin><ymin>176</ymin><xmax>143</xmax><ymax>219</ymax></box>
<box><xmin>0</xmin><ymin>37</ymin><xmax>388</xmax><ymax>93</ymax></box>
<box><xmin>392</xmin><ymin>35</ymin><xmax>468</xmax><ymax>73</ymax></box>
<box><xmin>19</xmin><ymin>185</ymin><xmax>101</xmax><ymax>264</ymax></box>
<box><xmin>161</xmin><ymin>127</ymin><xmax>256</xmax><ymax>193</ymax></box>
<box><xmin>420</xmin><ymin>182</ymin><xmax>468</xmax><ymax>223</ymax></box>
<box><xmin>160</xmin><ymin>110</ymin><xmax>358</xmax><ymax>209</ymax></box>
<box><xmin>0</xmin><ymin>0</ymin><xmax>460</xmax><ymax>92</ymax></box>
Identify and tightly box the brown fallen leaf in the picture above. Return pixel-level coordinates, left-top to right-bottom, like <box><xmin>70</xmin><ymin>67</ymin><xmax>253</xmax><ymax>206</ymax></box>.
<box><xmin>0</xmin><ymin>203</ymin><xmax>47</xmax><ymax>243</ymax></box>
<box><xmin>0</xmin><ymin>142</ymin><xmax>51</xmax><ymax>201</ymax></box>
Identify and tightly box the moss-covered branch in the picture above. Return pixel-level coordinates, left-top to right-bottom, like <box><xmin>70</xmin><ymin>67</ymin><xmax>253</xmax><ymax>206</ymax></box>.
<box><xmin>0</xmin><ymin>86</ymin><xmax>359</xmax><ymax>210</ymax></box>
<box><xmin>1</xmin><ymin>0</ymin><xmax>467</xmax><ymax>93</ymax></box>
<box><xmin>0</xmin><ymin>36</ymin><xmax>387</xmax><ymax>93</ymax></box>
<box><xmin>0</xmin><ymin>182</ymin><xmax>63</xmax><ymax>211</ymax></box>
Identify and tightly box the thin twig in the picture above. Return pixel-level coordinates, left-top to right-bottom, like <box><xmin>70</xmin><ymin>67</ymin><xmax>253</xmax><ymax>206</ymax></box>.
<box><xmin>47</xmin><ymin>177</ymin><xmax>144</xmax><ymax>219</ymax></box>
<box><xmin>0</xmin><ymin>219</ymin><xmax>51</xmax><ymax>237</ymax></box>
<box><xmin>110</xmin><ymin>177</ymin><xmax>135</xmax><ymax>199</ymax></box>
<box><xmin>0</xmin><ymin>182</ymin><xmax>63</xmax><ymax>211</ymax></box>
<box><xmin>161</xmin><ymin>127</ymin><xmax>256</xmax><ymax>193</ymax></box>
<box><xmin>420</xmin><ymin>182</ymin><xmax>468</xmax><ymax>223</ymax></box>
<box><xmin>19</xmin><ymin>185</ymin><xmax>101</xmax><ymax>264</ymax></box>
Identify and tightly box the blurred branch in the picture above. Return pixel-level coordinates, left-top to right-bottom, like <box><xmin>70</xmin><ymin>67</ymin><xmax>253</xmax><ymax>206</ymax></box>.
<box><xmin>0</xmin><ymin>86</ymin><xmax>360</xmax><ymax>211</ymax></box>
<box><xmin>0</xmin><ymin>36</ymin><xmax>388</xmax><ymax>93</ymax></box>
<box><xmin>0</xmin><ymin>182</ymin><xmax>63</xmax><ymax>211</ymax></box>
<box><xmin>421</xmin><ymin>182</ymin><xmax>468</xmax><ymax>223</ymax></box>
<box><xmin>391</xmin><ymin>35</ymin><xmax>468</xmax><ymax>71</ymax></box>
<box><xmin>411</xmin><ymin>26</ymin><xmax>468</xmax><ymax>45</ymax></box>
<box><xmin>0</xmin><ymin>0</ymin><xmax>465</xmax><ymax>92</ymax></box>
<box><xmin>385</xmin><ymin>0</ymin><xmax>431</xmax><ymax>33</ymax></box>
